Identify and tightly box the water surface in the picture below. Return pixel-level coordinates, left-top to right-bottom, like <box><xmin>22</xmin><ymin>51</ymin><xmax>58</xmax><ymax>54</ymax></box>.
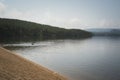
<box><xmin>4</xmin><ymin>37</ymin><xmax>120</xmax><ymax>80</ymax></box>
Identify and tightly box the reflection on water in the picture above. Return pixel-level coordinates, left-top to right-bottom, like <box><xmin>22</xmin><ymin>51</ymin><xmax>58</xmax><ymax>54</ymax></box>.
<box><xmin>4</xmin><ymin>37</ymin><xmax>120</xmax><ymax>80</ymax></box>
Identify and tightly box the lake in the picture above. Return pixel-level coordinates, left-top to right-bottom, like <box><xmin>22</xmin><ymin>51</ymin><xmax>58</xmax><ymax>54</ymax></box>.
<box><xmin>3</xmin><ymin>37</ymin><xmax>120</xmax><ymax>80</ymax></box>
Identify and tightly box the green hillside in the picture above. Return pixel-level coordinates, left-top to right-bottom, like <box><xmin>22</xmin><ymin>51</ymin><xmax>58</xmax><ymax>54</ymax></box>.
<box><xmin>0</xmin><ymin>18</ymin><xmax>92</xmax><ymax>43</ymax></box>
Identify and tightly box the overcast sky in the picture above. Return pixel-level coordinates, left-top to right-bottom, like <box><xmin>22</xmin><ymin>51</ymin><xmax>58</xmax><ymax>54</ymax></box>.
<box><xmin>0</xmin><ymin>0</ymin><xmax>120</xmax><ymax>29</ymax></box>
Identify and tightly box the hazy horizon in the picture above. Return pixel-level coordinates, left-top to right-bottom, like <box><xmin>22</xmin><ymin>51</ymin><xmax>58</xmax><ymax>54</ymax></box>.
<box><xmin>0</xmin><ymin>0</ymin><xmax>120</xmax><ymax>29</ymax></box>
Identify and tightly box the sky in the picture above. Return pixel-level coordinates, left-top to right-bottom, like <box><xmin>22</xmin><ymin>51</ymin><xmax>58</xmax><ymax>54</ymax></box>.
<box><xmin>0</xmin><ymin>0</ymin><xmax>120</xmax><ymax>29</ymax></box>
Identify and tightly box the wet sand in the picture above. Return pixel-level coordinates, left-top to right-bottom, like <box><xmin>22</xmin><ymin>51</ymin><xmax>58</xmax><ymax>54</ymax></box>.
<box><xmin>0</xmin><ymin>47</ymin><xmax>67</xmax><ymax>80</ymax></box>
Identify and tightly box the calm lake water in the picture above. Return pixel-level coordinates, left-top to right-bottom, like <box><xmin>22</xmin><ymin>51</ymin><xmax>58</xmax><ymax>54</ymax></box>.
<box><xmin>4</xmin><ymin>37</ymin><xmax>120</xmax><ymax>80</ymax></box>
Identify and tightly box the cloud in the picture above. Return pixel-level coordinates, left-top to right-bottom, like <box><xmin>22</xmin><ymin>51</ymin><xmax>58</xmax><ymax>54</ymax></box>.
<box><xmin>1</xmin><ymin>1</ymin><xmax>119</xmax><ymax>29</ymax></box>
<box><xmin>3</xmin><ymin>9</ymin><xmax>31</xmax><ymax>19</ymax></box>
<box><xmin>0</xmin><ymin>2</ymin><xmax>6</xmax><ymax>13</ymax></box>
<box><xmin>1</xmin><ymin>8</ymin><xmax>42</xmax><ymax>23</ymax></box>
<box><xmin>37</xmin><ymin>11</ymin><xmax>84</xmax><ymax>29</ymax></box>
<box><xmin>0</xmin><ymin>4</ymin><xmax>83</xmax><ymax>29</ymax></box>
<box><xmin>98</xmin><ymin>19</ymin><xmax>120</xmax><ymax>28</ymax></box>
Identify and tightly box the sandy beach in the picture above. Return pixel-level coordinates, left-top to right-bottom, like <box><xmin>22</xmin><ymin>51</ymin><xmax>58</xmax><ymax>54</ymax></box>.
<box><xmin>0</xmin><ymin>47</ymin><xmax>67</xmax><ymax>80</ymax></box>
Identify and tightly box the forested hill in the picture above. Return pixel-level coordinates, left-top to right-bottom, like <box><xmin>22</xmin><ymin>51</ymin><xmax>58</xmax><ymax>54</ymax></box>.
<box><xmin>0</xmin><ymin>18</ymin><xmax>92</xmax><ymax>43</ymax></box>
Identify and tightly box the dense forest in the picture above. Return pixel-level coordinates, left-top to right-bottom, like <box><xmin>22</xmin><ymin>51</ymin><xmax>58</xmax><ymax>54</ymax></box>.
<box><xmin>0</xmin><ymin>18</ymin><xmax>92</xmax><ymax>43</ymax></box>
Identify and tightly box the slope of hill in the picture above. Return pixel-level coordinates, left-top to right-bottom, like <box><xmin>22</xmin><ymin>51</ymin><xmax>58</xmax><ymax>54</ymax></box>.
<box><xmin>86</xmin><ymin>28</ymin><xmax>120</xmax><ymax>36</ymax></box>
<box><xmin>0</xmin><ymin>18</ymin><xmax>92</xmax><ymax>43</ymax></box>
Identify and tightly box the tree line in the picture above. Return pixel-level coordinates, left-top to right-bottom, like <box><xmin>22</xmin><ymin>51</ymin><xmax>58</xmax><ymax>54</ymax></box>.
<box><xmin>0</xmin><ymin>18</ymin><xmax>92</xmax><ymax>43</ymax></box>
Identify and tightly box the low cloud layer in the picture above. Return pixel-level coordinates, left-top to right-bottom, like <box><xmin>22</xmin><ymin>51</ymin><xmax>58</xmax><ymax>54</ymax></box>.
<box><xmin>0</xmin><ymin>2</ymin><xmax>6</xmax><ymax>13</ymax></box>
<box><xmin>0</xmin><ymin>1</ymin><xmax>120</xmax><ymax>29</ymax></box>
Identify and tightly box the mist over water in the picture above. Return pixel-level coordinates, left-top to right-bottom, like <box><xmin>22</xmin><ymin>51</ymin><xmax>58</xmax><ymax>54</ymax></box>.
<box><xmin>4</xmin><ymin>37</ymin><xmax>120</xmax><ymax>80</ymax></box>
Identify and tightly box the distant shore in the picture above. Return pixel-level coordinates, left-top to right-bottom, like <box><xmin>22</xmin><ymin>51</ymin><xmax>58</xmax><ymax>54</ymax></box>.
<box><xmin>0</xmin><ymin>47</ymin><xmax>67</xmax><ymax>80</ymax></box>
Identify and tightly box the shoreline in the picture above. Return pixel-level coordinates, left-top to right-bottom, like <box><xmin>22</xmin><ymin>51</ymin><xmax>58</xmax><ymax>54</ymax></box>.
<box><xmin>0</xmin><ymin>47</ymin><xmax>67</xmax><ymax>80</ymax></box>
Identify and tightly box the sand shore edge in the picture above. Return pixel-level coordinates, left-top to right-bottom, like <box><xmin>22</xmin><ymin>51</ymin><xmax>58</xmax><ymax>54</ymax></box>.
<box><xmin>0</xmin><ymin>47</ymin><xmax>67</xmax><ymax>80</ymax></box>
